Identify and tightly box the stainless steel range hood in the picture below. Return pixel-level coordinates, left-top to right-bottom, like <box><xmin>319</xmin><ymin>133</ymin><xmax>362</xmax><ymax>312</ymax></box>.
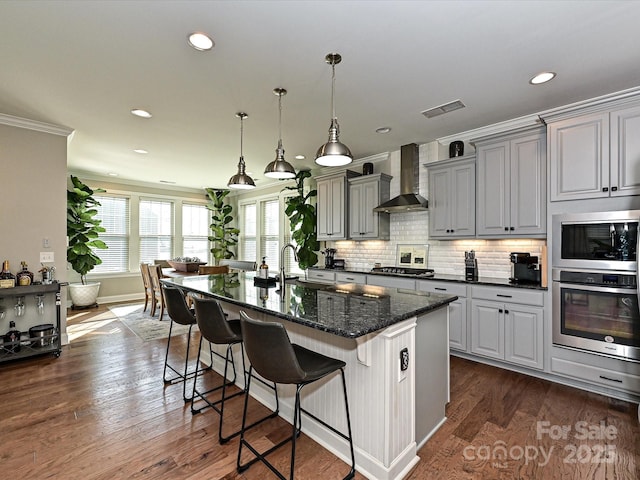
<box><xmin>373</xmin><ymin>143</ymin><xmax>428</xmax><ymax>213</ymax></box>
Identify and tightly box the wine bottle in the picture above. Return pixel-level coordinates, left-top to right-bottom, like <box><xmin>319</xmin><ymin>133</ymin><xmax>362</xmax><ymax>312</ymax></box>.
<box><xmin>0</xmin><ymin>260</ymin><xmax>16</xmax><ymax>288</ymax></box>
<box><xmin>16</xmin><ymin>261</ymin><xmax>34</xmax><ymax>286</ymax></box>
<box><xmin>3</xmin><ymin>320</ymin><xmax>21</xmax><ymax>353</ymax></box>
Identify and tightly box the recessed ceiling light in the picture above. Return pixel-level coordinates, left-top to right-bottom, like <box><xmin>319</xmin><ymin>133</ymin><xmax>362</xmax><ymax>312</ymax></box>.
<box><xmin>187</xmin><ymin>32</ymin><xmax>214</xmax><ymax>51</ymax></box>
<box><xmin>133</xmin><ymin>149</ymin><xmax>148</xmax><ymax>154</ymax></box>
<box><xmin>131</xmin><ymin>108</ymin><xmax>152</xmax><ymax>118</ymax></box>
<box><xmin>530</xmin><ymin>71</ymin><xmax>556</xmax><ymax>85</ymax></box>
<box><xmin>295</xmin><ymin>154</ymin><xmax>306</xmax><ymax>160</ymax></box>
<box><xmin>376</xmin><ymin>127</ymin><xmax>391</xmax><ymax>134</ymax></box>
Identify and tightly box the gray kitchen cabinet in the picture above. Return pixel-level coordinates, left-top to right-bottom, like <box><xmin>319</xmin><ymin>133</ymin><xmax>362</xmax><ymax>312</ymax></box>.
<box><xmin>335</xmin><ymin>271</ymin><xmax>367</xmax><ymax>284</ymax></box>
<box><xmin>426</xmin><ymin>156</ymin><xmax>476</xmax><ymax>239</ymax></box>
<box><xmin>417</xmin><ymin>279</ymin><xmax>468</xmax><ymax>351</ymax></box>
<box><xmin>475</xmin><ymin>128</ymin><xmax>546</xmax><ymax>237</ymax></box>
<box><xmin>316</xmin><ymin>170</ymin><xmax>359</xmax><ymax>241</ymax></box>
<box><xmin>470</xmin><ymin>285</ymin><xmax>544</xmax><ymax>370</ymax></box>
<box><xmin>548</xmin><ymin>103</ymin><xmax>640</xmax><ymax>201</ymax></box>
<box><xmin>366</xmin><ymin>274</ymin><xmax>416</xmax><ymax>290</ymax></box>
<box><xmin>348</xmin><ymin>173</ymin><xmax>391</xmax><ymax>240</ymax></box>
<box><xmin>306</xmin><ymin>269</ymin><xmax>336</xmax><ymax>283</ymax></box>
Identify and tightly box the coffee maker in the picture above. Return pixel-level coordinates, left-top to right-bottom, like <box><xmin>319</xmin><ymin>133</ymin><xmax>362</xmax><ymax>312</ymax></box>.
<box><xmin>323</xmin><ymin>248</ymin><xmax>337</xmax><ymax>269</ymax></box>
<box><xmin>509</xmin><ymin>252</ymin><xmax>541</xmax><ymax>285</ymax></box>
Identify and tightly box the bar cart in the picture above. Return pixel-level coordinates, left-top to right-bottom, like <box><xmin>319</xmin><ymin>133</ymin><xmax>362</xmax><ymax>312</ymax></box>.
<box><xmin>0</xmin><ymin>282</ymin><xmax>65</xmax><ymax>362</ymax></box>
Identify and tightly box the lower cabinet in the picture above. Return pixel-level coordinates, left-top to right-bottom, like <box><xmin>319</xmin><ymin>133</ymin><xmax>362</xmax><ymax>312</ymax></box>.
<box><xmin>417</xmin><ymin>280</ymin><xmax>468</xmax><ymax>352</ymax></box>
<box><xmin>306</xmin><ymin>269</ymin><xmax>336</xmax><ymax>283</ymax></box>
<box><xmin>470</xmin><ymin>286</ymin><xmax>544</xmax><ymax>370</ymax></box>
<box><xmin>335</xmin><ymin>271</ymin><xmax>367</xmax><ymax>284</ymax></box>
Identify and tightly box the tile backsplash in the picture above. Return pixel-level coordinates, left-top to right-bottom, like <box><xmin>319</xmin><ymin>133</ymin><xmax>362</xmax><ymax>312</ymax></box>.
<box><xmin>329</xmin><ymin>211</ymin><xmax>545</xmax><ymax>278</ymax></box>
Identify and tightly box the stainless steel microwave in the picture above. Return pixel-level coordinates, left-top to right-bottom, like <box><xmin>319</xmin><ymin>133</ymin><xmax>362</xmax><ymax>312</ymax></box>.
<box><xmin>552</xmin><ymin>211</ymin><xmax>640</xmax><ymax>272</ymax></box>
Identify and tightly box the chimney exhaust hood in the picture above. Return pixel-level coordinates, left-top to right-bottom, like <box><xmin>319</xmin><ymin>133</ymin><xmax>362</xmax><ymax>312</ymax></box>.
<box><xmin>373</xmin><ymin>143</ymin><xmax>428</xmax><ymax>213</ymax></box>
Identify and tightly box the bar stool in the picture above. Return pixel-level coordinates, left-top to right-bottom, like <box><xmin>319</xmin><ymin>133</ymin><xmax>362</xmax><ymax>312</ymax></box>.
<box><xmin>190</xmin><ymin>296</ymin><xmax>279</xmax><ymax>444</ymax></box>
<box><xmin>162</xmin><ymin>284</ymin><xmax>212</xmax><ymax>402</ymax></box>
<box><xmin>237</xmin><ymin>311</ymin><xmax>356</xmax><ymax>480</ymax></box>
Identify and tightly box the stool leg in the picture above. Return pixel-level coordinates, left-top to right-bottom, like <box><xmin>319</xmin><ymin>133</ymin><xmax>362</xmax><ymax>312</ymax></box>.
<box><xmin>340</xmin><ymin>368</ymin><xmax>356</xmax><ymax>480</ymax></box>
<box><xmin>218</xmin><ymin>343</ymin><xmax>237</xmax><ymax>443</ymax></box>
<box><xmin>181</xmin><ymin>324</ymin><xmax>194</xmax><ymax>401</ymax></box>
<box><xmin>162</xmin><ymin>319</ymin><xmax>175</xmax><ymax>383</ymax></box>
<box><xmin>290</xmin><ymin>384</ymin><xmax>304</xmax><ymax>479</ymax></box>
<box><xmin>190</xmin><ymin>336</ymin><xmax>204</xmax><ymax>409</ymax></box>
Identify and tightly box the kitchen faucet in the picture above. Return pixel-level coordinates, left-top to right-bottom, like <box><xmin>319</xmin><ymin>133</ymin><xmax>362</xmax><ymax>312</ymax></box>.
<box><xmin>279</xmin><ymin>243</ymin><xmax>299</xmax><ymax>286</ymax></box>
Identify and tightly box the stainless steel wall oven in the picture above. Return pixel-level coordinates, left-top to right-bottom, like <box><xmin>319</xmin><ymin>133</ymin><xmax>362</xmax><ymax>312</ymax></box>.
<box><xmin>552</xmin><ymin>211</ymin><xmax>640</xmax><ymax>362</ymax></box>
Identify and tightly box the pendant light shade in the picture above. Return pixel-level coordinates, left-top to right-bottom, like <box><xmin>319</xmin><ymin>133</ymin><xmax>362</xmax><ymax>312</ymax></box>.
<box><xmin>264</xmin><ymin>88</ymin><xmax>296</xmax><ymax>179</ymax></box>
<box><xmin>228</xmin><ymin>112</ymin><xmax>256</xmax><ymax>190</ymax></box>
<box><xmin>316</xmin><ymin>53</ymin><xmax>353</xmax><ymax>167</ymax></box>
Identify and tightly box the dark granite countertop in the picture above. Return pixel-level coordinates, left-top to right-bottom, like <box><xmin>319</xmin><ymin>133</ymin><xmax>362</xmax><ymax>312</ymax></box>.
<box><xmin>161</xmin><ymin>273</ymin><xmax>456</xmax><ymax>339</ymax></box>
<box><xmin>309</xmin><ymin>267</ymin><xmax>547</xmax><ymax>290</ymax></box>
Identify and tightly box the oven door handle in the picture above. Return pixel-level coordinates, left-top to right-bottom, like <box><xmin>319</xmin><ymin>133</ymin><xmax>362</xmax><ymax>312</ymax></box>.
<box><xmin>637</xmin><ymin>215</ymin><xmax>640</xmax><ymax>311</ymax></box>
<box><xmin>555</xmin><ymin>282</ymin><xmax>637</xmax><ymax>295</ymax></box>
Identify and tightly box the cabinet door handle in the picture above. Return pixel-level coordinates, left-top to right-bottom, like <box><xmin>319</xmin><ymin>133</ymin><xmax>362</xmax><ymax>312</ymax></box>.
<box><xmin>435</xmin><ymin>287</ymin><xmax>447</xmax><ymax>291</ymax></box>
<box><xmin>599</xmin><ymin>375</ymin><xmax>622</xmax><ymax>383</ymax></box>
<box><xmin>450</xmin><ymin>229</ymin><xmax>454</xmax><ymax>233</ymax></box>
<box><xmin>345</xmin><ymin>277</ymin><xmax>354</xmax><ymax>281</ymax></box>
<box><xmin>509</xmin><ymin>227</ymin><xmax>515</xmax><ymax>231</ymax></box>
<box><xmin>611</xmin><ymin>186</ymin><xmax>618</xmax><ymax>192</ymax></box>
<box><xmin>499</xmin><ymin>308</ymin><xmax>503</xmax><ymax>313</ymax></box>
<box><xmin>504</xmin><ymin>227</ymin><xmax>509</xmax><ymax>231</ymax></box>
<box><xmin>446</xmin><ymin>229</ymin><xmax>451</xmax><ymax>233</ymax></box>
<box><xmin>504</xmin><ymin>309</ymin><xmax>509</xmax><ymax>314</ymax></box>
<box><xmin>496</xmin><ymin>294</ymin><xmax>512</xmax><ymax>298</ymax></box>
<box><xmin>602</xmin><ymin>187</ymin><xmax>609</xmax><ymax>192</ymax></box>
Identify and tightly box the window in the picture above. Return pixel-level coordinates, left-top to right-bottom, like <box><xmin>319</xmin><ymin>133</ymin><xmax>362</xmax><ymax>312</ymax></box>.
<box><xmin>261</xmin><ymin>199</ymin><xmax>280</xmax><ymax>270</ymax></box>
<box><xmin>182</xmin><ymin>203</ymin><xmax>210</xmax><ymax>261</ymax></box>
<box><xmin>92</xmin><ymin>195</ymin><xmax>130</xmax><ymax>273</ymax></box>
<box><xmin>240</xmin><ymin>203</ymin><xmax>257</xmax><ymax>263</ymax></box>
<box><xmin>139</xmin><ymin>199</ymin><xmax>173</xmax><ymax>263</ymax></box>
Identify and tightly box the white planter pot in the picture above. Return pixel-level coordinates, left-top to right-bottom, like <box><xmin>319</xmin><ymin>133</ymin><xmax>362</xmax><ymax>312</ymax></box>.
<box><xmin>69</xmin><ymin>282</ymin><xmax>101</xmax><ymax>307</ymax></box>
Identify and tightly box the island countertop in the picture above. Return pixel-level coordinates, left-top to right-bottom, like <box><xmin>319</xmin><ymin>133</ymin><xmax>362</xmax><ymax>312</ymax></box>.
<box><xmin>161</xmin><ymin>273</ymin><xmax>457</xmax><ymax>339</ymax></box>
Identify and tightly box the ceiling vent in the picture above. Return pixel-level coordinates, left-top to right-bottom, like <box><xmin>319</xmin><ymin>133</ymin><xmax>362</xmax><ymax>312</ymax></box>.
<box><xmin>420</xmin><ymin>99</ymin><xmax>466</xmax><ymax>119</ymax></box>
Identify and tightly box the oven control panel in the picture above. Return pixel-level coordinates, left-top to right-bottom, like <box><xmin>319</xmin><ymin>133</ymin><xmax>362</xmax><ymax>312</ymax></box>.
<box><xmin>558</xmin><ymin>270</ymin><xmax>637</xmax><ymax>288</ymax></box>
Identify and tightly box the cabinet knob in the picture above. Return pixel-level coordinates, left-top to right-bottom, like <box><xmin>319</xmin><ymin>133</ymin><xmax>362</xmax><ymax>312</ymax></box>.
<box><xmin>611</xmin><ymin>186</ymin><xmax>618</xmax><ymax>192</ymax></box>
<box><xmin>504</xmin><ymin>227</ymin><xmax>509</xmax><ymax>231</ymax></box>
<box><xmin>450</xmin><ymin>229</ymin><xmax>454</xmax><ymax>233</ymax></box>
<box><xmin>510</xmin><ymin>227</ymin><xmax>515</xmax><ymax>231</ymax></box>
<box><xmin>602</xmin><ymin>187</ymin><xmax>609</xmax><ymax>192</ymax></box>
<box><xmin>446</xmin><ymin>229</ymin><xmax>451</xmax><ymax>233</ymax></box>
<box><xmin>505</xmin><ymin>309</ymin><xmax>509</xmax><ymax>314</ymax></box>
<box><xmin>499</xmin><ymin>309</ymin><xmax>503</xmax><ymax>313</ymax></box>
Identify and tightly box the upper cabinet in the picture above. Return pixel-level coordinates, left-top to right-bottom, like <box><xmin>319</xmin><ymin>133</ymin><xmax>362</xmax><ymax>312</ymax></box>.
<box><xmin>475</xmin><ymin>128</ymin><xmax>546</xmax><ymax>237</ymax></box>
<box><xmin>547</xmin><ymin>102</ymin><xmax>640</xmax><ymax>201</ymax></box>
<box><xmin>426</xmin><ymin>155</ymin><xmax>476</xmax><ymax>238</ymax></box>
<box><xmin>348</xmin><ymin>173</ymin><xmax>392</xmax><ymax>240</ymax></box>
<box><xmin>316</xmin><ymin>170</ymin><xmax>359</xmax><ymax>241</ymax></box>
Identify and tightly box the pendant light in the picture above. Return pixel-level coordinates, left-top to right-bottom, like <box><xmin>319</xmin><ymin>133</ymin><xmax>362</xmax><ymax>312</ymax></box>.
<box><xmin>264</xmin><ymin>88</ymin><xmax>296</xmax><ymax>179</ymax></box>
<box><xmin>227</xmin><ymin>112</ymin><xmax>256</xmax><ymax>190</ymax></box>
<box><xmin>315</xmin><ymin>53</ymin><xmax>353</xmax><ymax>167</ymax></box>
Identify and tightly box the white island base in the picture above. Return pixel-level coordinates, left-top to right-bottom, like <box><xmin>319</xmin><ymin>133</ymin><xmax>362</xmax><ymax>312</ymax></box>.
<box><xmin>208</xmin><ymin>302</ymin><xmax>450</xmax><ymax>480</ymax></box>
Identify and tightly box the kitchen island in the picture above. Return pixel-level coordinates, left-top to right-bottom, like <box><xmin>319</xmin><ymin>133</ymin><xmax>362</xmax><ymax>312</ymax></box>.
<box><xmin>162</xmin><ymin>273</ymin><xmax>457</xmax><ymax>480</ymax></box>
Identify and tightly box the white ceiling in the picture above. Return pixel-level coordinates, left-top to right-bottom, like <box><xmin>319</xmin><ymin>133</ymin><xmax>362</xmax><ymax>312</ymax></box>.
<box><xmin>2</xmin><ymin>0</ymin><xmax>640</xmax><ymax>191</ymax></box>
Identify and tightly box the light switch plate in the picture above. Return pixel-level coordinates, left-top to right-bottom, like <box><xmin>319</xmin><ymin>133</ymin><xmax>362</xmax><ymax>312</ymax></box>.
<box><xmin>40</xmin><ymin>252</ymin><xmax>54</xmax><ymax>263</ymax></box>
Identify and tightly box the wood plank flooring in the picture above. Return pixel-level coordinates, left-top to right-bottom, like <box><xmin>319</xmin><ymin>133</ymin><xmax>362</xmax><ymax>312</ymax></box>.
<box><xmin>0</xmin><ymin>302</ymin><xmax>637</xmax><ymax>479</ymax></box>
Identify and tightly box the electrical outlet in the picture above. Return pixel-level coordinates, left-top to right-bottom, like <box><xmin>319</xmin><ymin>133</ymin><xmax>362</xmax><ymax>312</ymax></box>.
<box><xmin>43</xmin><ymin>237</ymin><xmax>50</xmax><ymax>248</ymax></box>
<box><xmin>40</xmin><ymin>252</ymin><xmax>54</xmax><ymax>263</ymax></box>
<box><xmin>399</xmin><ymin>347</ymin><xmax>409</xmax><ymax>383</ymax></box>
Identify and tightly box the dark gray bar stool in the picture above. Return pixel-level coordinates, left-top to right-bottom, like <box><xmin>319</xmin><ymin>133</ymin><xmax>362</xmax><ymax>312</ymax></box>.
<box><xmin>237</xmin><ymin>311</ymin><xmax>356</xmax><ymax>480</ymax></box>
<box><xmin>190</xmin><ymin>296</ymin><xmax>279</xmax><ymax>444</ymax></box>
<box><xmin>162</xmin><ymin>284</ymin><xmax>211</xmax><ymax>402</ymax></box>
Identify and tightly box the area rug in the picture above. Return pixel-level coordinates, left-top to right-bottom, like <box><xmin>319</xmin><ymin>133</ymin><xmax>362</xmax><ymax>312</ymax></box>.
<box><xmin>108</xmin><ymin>304</ymin><xmax>196</xmax><ymax>341</ymax></box>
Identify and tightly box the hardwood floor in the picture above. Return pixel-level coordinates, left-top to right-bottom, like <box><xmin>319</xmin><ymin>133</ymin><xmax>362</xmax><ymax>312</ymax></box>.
<box><xmin>1</xmin><ymin>303</ymin><xmax>638</xmax><ymax>479</ymax></box>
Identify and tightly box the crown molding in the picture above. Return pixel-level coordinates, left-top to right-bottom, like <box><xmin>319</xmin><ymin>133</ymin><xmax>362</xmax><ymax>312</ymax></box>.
<box><xmin>0</xmin><ymin>113</ymin><xmax>73</xmax><ymax>136</ymax></box>
<box><xmin>436</xmin><ymin>114</ymin><xmax>542</xmax><ymax>146</ymax></box>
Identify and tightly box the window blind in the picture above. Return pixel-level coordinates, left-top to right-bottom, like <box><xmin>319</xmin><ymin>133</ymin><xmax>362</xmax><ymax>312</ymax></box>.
<box><xmin>261</xmin><ymin>199</ymin><xmax>280</xmax><ymax>270</ymax></box>
<box><xmin>92</xmin><ymin>195</ymin><xmax>130</xmax><ymax>273</ymax></box>
<box><xmin>182</xmin><ymin>203</ymin><xmax>209</xmax><ymax>261</ymax></box>
<box><xmin>240</xmin><ymin>203</ymin><xmax>257</xmax><ymax>263</ymax></box>
<box><xmin>140</xmin><ymin>199</ymin><xmax>173</xmax><ymax>263</ymax></box>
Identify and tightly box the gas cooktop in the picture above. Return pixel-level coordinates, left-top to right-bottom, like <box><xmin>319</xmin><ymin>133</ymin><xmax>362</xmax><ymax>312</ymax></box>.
<box><xmin>370</xmin><ymin>266</ymin><xmax>435</xmax><ymax>277</ymax></box>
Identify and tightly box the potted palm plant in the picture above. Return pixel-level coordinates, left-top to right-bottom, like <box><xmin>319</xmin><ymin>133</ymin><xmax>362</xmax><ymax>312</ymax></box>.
<box><xmin>67</xmin><ymin>175</ymin><xmax>108</xmax><ymax>308</ymax></box>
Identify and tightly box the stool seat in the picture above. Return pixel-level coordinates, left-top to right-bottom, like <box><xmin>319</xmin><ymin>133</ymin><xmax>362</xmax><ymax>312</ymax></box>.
<box><xmin>237</xmin><ymin>311</ymin><xmax>355</xmax><ymax>480</ymax></box>
<box><xmin>190</xmin><ymin>296</ymin><xmax>278</xmax><ymax>444</ymax></box>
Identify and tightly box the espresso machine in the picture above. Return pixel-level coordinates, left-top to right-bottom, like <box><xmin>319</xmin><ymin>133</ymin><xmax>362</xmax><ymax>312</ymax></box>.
<box><xmin>509</xmin><ymin>252</ymin><xmax>541</xmax><ymax>285</ymax></box>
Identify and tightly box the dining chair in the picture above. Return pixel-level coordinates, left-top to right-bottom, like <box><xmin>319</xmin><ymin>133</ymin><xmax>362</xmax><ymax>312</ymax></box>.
<box><xmin>154</xmin><ymin>259</ymin><xmax>171</xmax><ymax>268</ymax></box>
<box><xmin>198</xmin><ymin>265</ymin><xmax>230</xmax><ymax>275</ymax></box>
<box><xmin>139</xmin><ymin>263</ymin><xmax>153</xmax><ymax>313</ymax></box>
<box><xmin>148</xmin><ymin>264</ymin><xmax>166</xmax><ymax>320</ymax></box>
